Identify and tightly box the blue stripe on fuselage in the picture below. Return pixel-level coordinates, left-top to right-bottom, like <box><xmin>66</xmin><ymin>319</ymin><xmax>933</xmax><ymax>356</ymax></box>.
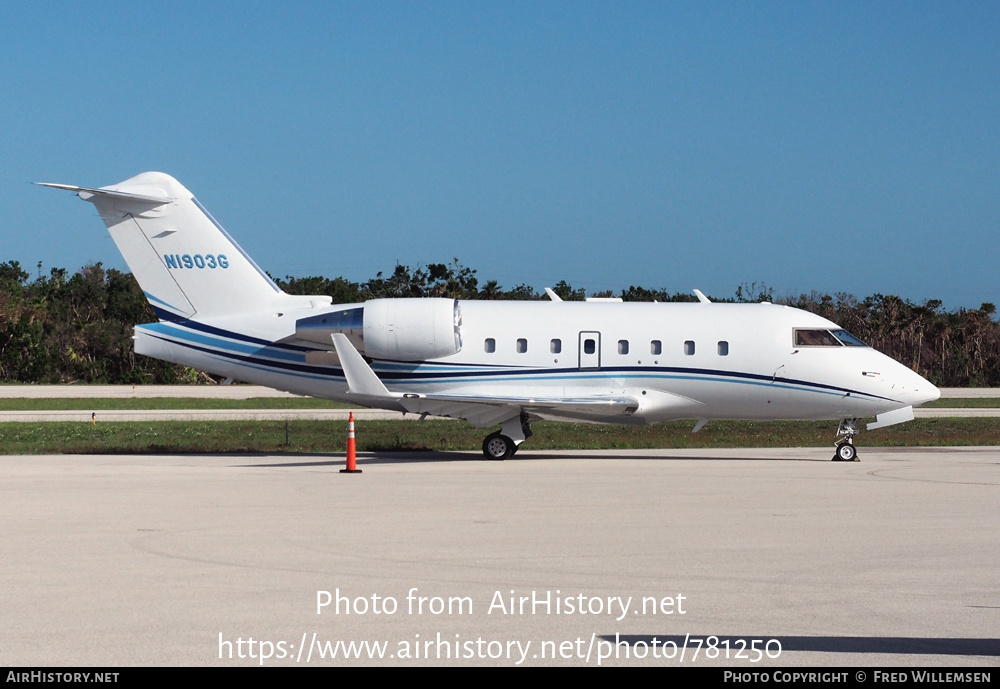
<box><xmin>141</xmin><ymin>322</ymin><xmax>305</xmax><ymax>362</ymax></box>
<box><xmin>136</xmin><ymin>322</ymin><xmax>899</xmax><ymax>403</ymax></box>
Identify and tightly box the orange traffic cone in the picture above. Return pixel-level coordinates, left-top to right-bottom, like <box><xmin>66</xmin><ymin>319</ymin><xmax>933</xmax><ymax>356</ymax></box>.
<box><xmin>340</xmin><ymin>412</ymin><xmax>362</xmax><ymax>474</ymax></box>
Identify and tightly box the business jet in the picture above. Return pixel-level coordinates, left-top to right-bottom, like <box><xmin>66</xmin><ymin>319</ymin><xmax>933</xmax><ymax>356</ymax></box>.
<box><xmin>40</xmin><ymin>172</ymin><xmax>940</xmax><ymax>461</ymax></box>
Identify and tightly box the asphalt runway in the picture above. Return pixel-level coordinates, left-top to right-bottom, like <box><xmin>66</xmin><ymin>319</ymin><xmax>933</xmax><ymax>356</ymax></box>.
<box><xmin>1</xmin><ymin>385</ymin><xmax>997</xmax><ymax>421</ymax></box>
<box><xmin>4</xmin><ymin>408</ymin><xmax>999</xmax><ymax>422</ymax></box>
<box><xmin>0</xmin><ymin>408</ymin><xmax>416</xmax><ymax>422</ymax></box>
<box><xmin>0</xmin><ymin>385</ymin><xmax>303</xmax><ymax>398</ymax></box>
<box><xmin>2</xmin><ymin>385</ymin><xmax>995</xmax><ymax>398</ymax></box>
<box><xmin>2</xmin><ymin>447</ymin><xmax>997</xmax><ymax>667</ymax></box>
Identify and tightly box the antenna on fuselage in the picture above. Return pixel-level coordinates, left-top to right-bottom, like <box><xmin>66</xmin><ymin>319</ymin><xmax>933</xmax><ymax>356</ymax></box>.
<box><xmin>693</xmin><ymin>289</ymin><xmax>711</xmax><ymax>304</ymax></box>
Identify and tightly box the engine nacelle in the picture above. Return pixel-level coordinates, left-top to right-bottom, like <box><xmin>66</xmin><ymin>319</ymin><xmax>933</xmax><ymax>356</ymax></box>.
<box><xmin>295</xmin><ymin>298</ymin><xmax>463</xmax><ymax>361</ymax></box>
<box><xmin>363</xmin><ymin>298</ymin><xmax>462</xmax><ymax>361</ymax></box>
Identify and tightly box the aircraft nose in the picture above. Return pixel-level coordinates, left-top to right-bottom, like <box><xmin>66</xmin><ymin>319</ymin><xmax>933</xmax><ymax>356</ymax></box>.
<box><xmin>900</xmin><ymin>369</ymin><xmax>940</xmax><ymax>407</ymax></box>
<box><xmin>913</xmin><ymin>379</ymin><xmax>941</xmax><ymax>406</ymax></box>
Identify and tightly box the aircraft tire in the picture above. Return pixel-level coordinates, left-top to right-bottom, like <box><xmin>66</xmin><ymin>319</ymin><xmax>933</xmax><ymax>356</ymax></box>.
<box><xmin>483</xmin><ymin>432</ymin><xmax>515</xmax><ymax>460</ymax></box>
<box><xmin>833</xmin><ymin>443</ymin><xmax>858</xmax><ymax>462</ymax></box>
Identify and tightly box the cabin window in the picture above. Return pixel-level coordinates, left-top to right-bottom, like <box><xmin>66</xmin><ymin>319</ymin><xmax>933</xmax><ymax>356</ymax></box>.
<box><xmin>484</xmin><ymin>338</ymin><xmax>496</xmax><ymax>353</ymax></box>
<box><xmin>650</xmin><ymin>340</ymin><xmax>662</xmax><ymax>355</ymax></box>
<box><xmin>718</xmin><ymin>341</ymin><xmax>729</xmax><ymax>356</ymax></box>
<box><xmin>684</xmin><ymin>340</ymin><xmax>695</xmax><ymax>355</ymax></box>
<box><xmin>618</xmin><ymin>340</ymin><xmax>629</xmax><ymax>355</ymax></box>
<box><xmin>516</xmin><ymin>338</ymin><xmax>527</xmax><ymax>353</ymax></box>
<box><xmin>584</xmin><ymin>339</ymin><xmax>596</xmax><ymax>355</ymax></box>
<box><xmin>550</xmin><ymin>339</ymin><xmax>562</xmax><ymax>354</ymax></box>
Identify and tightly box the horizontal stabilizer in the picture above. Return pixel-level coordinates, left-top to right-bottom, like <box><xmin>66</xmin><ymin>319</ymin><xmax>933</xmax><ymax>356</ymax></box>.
<box><xmin>36</xmin><ymin>182</ymin><xmax>174</xmax><ymax>205</ymax></box>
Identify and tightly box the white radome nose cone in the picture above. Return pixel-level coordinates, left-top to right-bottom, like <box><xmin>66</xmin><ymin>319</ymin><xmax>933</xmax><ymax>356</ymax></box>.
<box><xmin>903</xmin><ymin>368</ymin><xmax>940</xmax><ymax>407</ymax></box>
<box><xmin>913</xmin><ymin>381</ymin><xmax>941</xmax><ymax>406</ymax></box>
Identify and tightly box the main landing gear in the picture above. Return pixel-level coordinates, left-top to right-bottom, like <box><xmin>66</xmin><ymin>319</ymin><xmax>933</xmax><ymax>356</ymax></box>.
<box><xmin>833</xmin><ymin>418</ymin><xmax>860</xmax><ymax>462</ymax></box>
<box><xmin>482</xmin><ymin>412</ymin><xmax>533</xmax><ymax>460</ymax></box>
<box><xmin>483</xmin><ymin>432</ymin><xmax>517</xmax><ymax>460</ymax></box>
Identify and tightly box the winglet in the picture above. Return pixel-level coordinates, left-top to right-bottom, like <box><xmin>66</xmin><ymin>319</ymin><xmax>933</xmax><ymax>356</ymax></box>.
<box><xmin>331</xmin><ymin>333</ymin><xmax>392</xmax><ymax>398</ymax></box>
<box><xmin>693</xmin><ymin>289</ymin><xmax>711</xmax><ymax>304</ymax></box>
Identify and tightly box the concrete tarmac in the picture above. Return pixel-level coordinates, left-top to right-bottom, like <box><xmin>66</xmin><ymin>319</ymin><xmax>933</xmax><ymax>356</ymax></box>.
<box><xmin>1</xmin><ymin>447</ymin><xmax>997</xmax><ymax>667</ymax></box>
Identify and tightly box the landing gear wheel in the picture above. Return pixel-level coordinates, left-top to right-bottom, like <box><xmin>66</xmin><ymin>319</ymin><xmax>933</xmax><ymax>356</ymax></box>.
<box><xmin>833</xmin><ymin>442</ymin><xmax>857</xmax><ymax>462</ymax></box>
<box><xmin>832</xmin><ymin>418</ymin><xmax>860</xmax><ymax>462</ymax></box>
<box><xmin>483</xmin><ymin>432</ymin><xmax>515</xmax><ymax>460</ymax></box>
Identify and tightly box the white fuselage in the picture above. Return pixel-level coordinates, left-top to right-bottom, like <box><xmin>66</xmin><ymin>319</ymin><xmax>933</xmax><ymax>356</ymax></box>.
<box><xmin>134</xmin><ymin>298</ymin><xmax>938</xmax><ymax>425</ymax></box>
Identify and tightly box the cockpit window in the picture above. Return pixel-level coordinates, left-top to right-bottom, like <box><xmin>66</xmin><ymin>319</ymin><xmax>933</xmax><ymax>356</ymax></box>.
<box><xmin>831</xmin><ymin>330</ymin><xmax>867</xmax><ymax>346</ymax></box>
<box><xmin>794</xmin><ymin>329</ymin><xmax>868</xmax><ymax>347</ymax></box>
<box><xmin>794</xmin><ymin>329</ymin><xmax>841</xmax><ymax>346</ymax></box>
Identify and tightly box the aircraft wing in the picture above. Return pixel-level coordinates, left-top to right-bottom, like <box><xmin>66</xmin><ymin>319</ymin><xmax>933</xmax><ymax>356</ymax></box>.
<box><xmin>398</xmin><ymin>392</ymin><xmax>640</xmax><ymax>427</ymax></box>
<box><xmin>330</xmin><ymin>334</ymin><xmax>639</xmax><ymax>427</ymax></box>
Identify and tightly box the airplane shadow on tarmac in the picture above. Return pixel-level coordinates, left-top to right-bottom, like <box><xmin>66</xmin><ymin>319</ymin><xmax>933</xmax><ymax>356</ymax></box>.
<box><xmin>236</xmin><ymin>450</ymin><xmax>827</xmax><ymax>469</ymax></box>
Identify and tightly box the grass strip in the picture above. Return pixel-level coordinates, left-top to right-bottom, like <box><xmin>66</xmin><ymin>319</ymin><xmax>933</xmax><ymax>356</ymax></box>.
<box><xmin>0</xmin><ymin>418</ymin><xmax>996</xmax><ymax>455</ymax></box>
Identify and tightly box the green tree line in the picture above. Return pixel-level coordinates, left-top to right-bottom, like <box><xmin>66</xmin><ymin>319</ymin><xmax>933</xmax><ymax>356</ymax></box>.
<box><xmin>1</xmin><ymin>259</ymin><xmax>996</xmax><ymax>386</ymax></box>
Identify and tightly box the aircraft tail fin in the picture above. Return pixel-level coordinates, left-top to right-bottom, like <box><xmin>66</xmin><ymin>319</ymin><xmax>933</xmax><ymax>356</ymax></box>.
<box><xmin>40</xmin><ymin>172</ymin><xmax>286</xmax><ymax>321</ymax></box>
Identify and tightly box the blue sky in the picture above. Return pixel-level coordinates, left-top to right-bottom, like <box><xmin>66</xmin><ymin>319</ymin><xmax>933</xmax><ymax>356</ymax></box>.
<box><xmin>4</xmin><ymin>2</ymin><xmax>998</xmax><ymax>308</ymax></box>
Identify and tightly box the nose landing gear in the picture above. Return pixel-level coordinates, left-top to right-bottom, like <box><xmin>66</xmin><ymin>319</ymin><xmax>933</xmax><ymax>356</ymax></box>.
<box><xmin>833</xmin><ymin>418</ymin><xmax>860</xmax><ymax>462</ymax></box>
